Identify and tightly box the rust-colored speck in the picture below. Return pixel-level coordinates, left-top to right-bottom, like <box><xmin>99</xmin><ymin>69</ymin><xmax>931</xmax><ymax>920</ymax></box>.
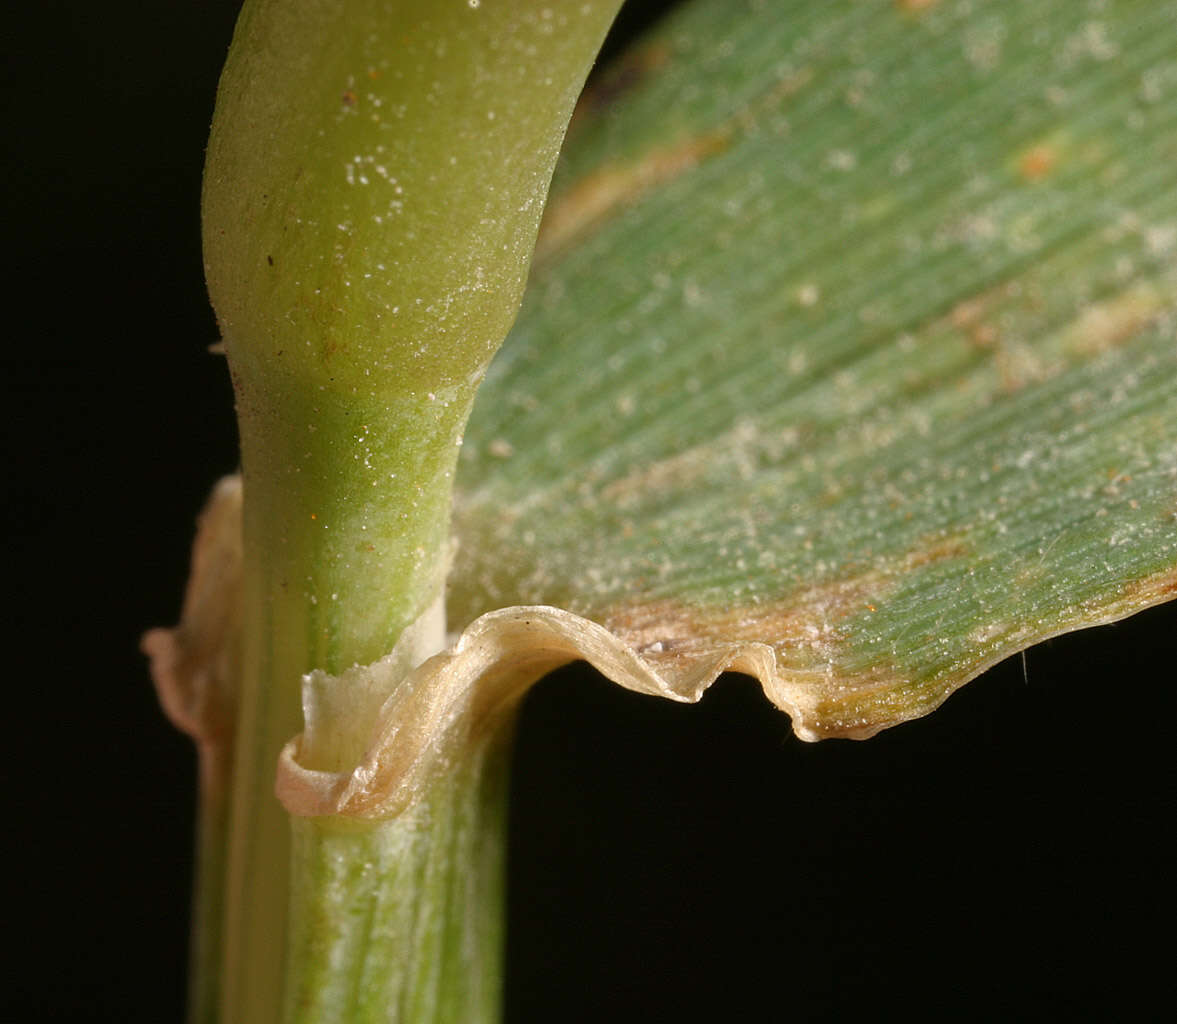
<box><xmin>341</xmin><ymin>89</ymin><xmax>358</xmax><ymax>108</ymax></box>
<box><xmin>1018</xmin><ymin>144</ymin><xmax>1058</xmax><ymax>182</ymax></box>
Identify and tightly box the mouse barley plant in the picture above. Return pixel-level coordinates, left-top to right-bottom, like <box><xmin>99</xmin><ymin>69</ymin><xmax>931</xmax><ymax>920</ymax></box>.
<box><xmin>147</xmin><ymin>1</ymin><xmax>1177</xmax><ymax>1021</ymax></box>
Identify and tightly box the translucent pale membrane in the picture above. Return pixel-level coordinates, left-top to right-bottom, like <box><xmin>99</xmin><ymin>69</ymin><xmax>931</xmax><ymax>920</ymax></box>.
<box><xmin>149</xmin><ymin>472</ymin><xmax>1174</xmax><ymax>822</ymax></box>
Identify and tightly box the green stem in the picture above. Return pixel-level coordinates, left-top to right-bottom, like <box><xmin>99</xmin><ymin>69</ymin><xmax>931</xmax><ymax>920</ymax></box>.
<box><xmin>221</xmin><ymin>386</ymin><xmax>465</xmax><ymax>1024</ymax></box>
<box><xmin>201</xmin><ymin>2</ymin><xmax>624</xmax><ymax>1020</ymax></box>
<box><xmin>286</xmin><ymin>725</ymin><xmax>514</xmax><ymax>1024</ymax></box>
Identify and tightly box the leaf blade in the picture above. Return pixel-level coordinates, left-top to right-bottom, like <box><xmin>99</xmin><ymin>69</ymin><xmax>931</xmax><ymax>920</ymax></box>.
<box><xmin>449</xmin><ymin>0</ymin><xmax>1177</xmax><ymax>737</ymax></box>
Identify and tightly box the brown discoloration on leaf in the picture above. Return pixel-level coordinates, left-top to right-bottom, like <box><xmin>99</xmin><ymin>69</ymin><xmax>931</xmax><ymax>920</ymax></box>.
<box><xmin>541</xmin><ymin>54</ymin><xmax>813</xmax><ymax>260</ymax></box>
<box><xmin>1085</xmin><ymin>562</ymin><xmax>1177</xmax><ymax>618</ymax></box>
<box><xmin>600</xmin><ymin>533</ymin><xmax>969</xmax><ymax>736</ymax></box>
<box><xmin>898</xmin><ymin>534</ymin><xmax>971</xmax><ymax>569</ymax></box>
<box><xmin>602</xmin><ymin>589</ymin><xmax>913</xmax><ymax>740</ymax></box>
<box><xmin>993</xmin><ymin>347</ymin><xmax>1045</xmax><ymax>395</ymax></box>
<box><xmin>1060</xmin><ymin>283</ymin><xmax>1171</xmax><ymax>359</ymax></box>
<box><xmin>945</xmin><ymin>280</ymin><xmax>1028</xmax><ymax>381</ymax></box>
<box><xmin>944</xmin><ymin>275</ymin><xmax>1171</xmax><ymax>394</ymax></box>
<box><xmin>600</xmin><ymin>434</ymin><xmax>724</xmax><ymax>507</ymax></box>
<box><xmin>606</xmin><ymin>585</ymin><xmax>865</xmax><ymax>667</ymax></box>
<box><xmin>947</xmin><ymin>281</ymin><xmax>1033</xmax><ymax>391</ymax></box>
<box><xmin>950</xmin><ymin>288</ymin><xmax>1006</xmax><ymax>349</ymax></box>
<box><xmin>601</xmin><ymin>418</ymin><xmax>792</xmax><ymax>509</ymax></box>
<box><xmin>896</xmin><ymin>0</ymin><xmax>940</xmax><ymax>13</ymax></box>
<box><xmin>279</xmin><ymin>554</ymin><xmax>1177</xmax><ymax>819</ymax></box>
<box><xmin>537</xmin><ymin>129</ymin><xmax>731</xmax><ymax>260</ymax></box>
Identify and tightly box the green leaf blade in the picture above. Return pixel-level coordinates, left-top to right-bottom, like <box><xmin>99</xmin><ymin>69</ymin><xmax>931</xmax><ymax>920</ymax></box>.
<box><xmin>449</xmin><ymin>0</ymin><xmax>1177</xmax><ymax>738</ymax></box>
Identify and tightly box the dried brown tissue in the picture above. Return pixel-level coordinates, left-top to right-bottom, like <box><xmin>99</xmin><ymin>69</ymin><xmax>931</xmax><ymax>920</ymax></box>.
<box><xmin>139</xmin><ymin>479</ymin><xmax>978</xmax><ymax>817</ymax></box>
<box><xmin>275</xmin><ymin>600</ymin><xmax>859</xmax><ymax>820</ymax></box>
<box><xmin>286</xmin><ymin>532</ymin><xmax>977</xmax><ymax>818</ymax></box>
<box><xmin>285</xmin><ymin>540</ymin><xmax>989</xmax><ymax>820</ymax></box>
<box><xmin>605</xmin><ymin>532</ymin><xmax>966</xmax><ymax>664</ymax></box>
<box><xmin>1090</xmin><ymin>562</ymin><xmax>1177</xmax><ymax>616</ymax></box>
<box><xmin>141</xmin><ymin>476</ymin><xmax>243</xmax><ymax>797</ymax></box>
<box><xmin>149</xmin><ymin>478</ymin><xmax>1174</xmax><ymax>821</ymax></box>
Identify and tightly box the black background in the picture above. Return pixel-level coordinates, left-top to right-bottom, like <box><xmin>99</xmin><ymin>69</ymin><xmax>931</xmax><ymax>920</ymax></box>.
<box><xmin>6</xmin><ymin>2</ymin><xmax>1173</xmax><ymax>1021</ymax></box>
